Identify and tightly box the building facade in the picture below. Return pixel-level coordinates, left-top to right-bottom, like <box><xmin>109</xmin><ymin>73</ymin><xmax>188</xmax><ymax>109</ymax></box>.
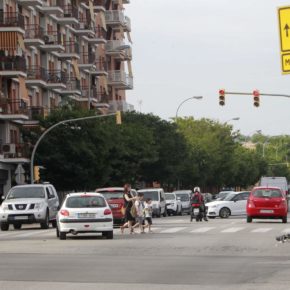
<box><xmin>0</xmin><ymin>0</ymin><xmax>133</xmax><ymax>196</ymax></box>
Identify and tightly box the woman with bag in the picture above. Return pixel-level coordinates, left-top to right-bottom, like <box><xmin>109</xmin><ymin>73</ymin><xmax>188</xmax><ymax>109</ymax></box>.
<box><xmin>120</xmin><ymin>183</ymin><xmax>136</xmax><ymax>234</ymax></box>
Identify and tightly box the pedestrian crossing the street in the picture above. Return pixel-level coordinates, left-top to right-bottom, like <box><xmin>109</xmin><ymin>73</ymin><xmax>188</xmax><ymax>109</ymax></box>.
<box><xmin>0</xmin><ymin>223</ymin><xmax>290</xmax><ymax>240</ymax></box>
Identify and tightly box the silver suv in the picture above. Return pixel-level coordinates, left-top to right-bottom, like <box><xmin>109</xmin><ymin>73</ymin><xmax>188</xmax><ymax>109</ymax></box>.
<box><xmin>0</xmin><ymin>184</ymin><xmax>59</xmax><ymax>231</ymax></box>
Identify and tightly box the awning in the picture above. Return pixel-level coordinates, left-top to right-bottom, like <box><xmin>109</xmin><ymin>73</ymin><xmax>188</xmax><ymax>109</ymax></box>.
<box><xmin>102</xmin><ymin>76</ymin><xmax>108</xmax><ymax>94</ymax></box>
<box><xmin>18</xmin><ymin>76</ymin><xmax>29</xmax><ymax>100</ymax></box>
<box><xmin>89</xmin><ymin>0</ymin><xmax>95</xmax><ymax>24</ymax></box>
<box><xmin>17</xmin><ymin>33</ymin><xmax>25</xmax><ymax>51</ymax></box>
<box><xmin>100</xmin><ymin>11</ymin><xmax>107</xmax><ymax>31</ymax></box>
<box><xmin>0</xmin><ymin>32</ymin><xmax>17</xmax><ymax>52</ymax></box>
<box><xmin>72</xmin><ymin>59</ymin><xmax>81</xmax><ymax>80</ymax></box>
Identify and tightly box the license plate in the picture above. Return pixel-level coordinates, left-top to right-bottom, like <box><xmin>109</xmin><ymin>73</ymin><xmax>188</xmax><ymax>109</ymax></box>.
<box><xmin>78</xmin><ymin>213</ymin><xmax>95</xmax><ymax>218</ymax></box>
<box><xmin>193</xmin><ymin>208</ymin><xmax>200</xmax><ymax>215</ymax></box>
<box><xmin>260</xmin><ymin>210</ymin><xmax>274</xmax><ymax>214</ymax></box>
<box><xmin>14</xmin><ymin>216</ymin><xmax>28</xmax><ymax>220</ymax></box>
<box><xmin>110</xmin><ymin>204</ymin><xmax>119</xmax><ymax>208</ymax></box>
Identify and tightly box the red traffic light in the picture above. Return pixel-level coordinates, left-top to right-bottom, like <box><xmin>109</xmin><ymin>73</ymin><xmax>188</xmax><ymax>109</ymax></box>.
<box><xmin>253</xmin><ymin>90</ymin><xmax>260</xmax><ymax>97</ymax></box>
<box><xmin>219</xmin><ymin>89</ymin><xmax>225</xmax><ymax>96</ymax></box>
<box><xmin>219</xmin><ymin>89</ymin><xmax>225</xmax><ymax>106</ymax></box>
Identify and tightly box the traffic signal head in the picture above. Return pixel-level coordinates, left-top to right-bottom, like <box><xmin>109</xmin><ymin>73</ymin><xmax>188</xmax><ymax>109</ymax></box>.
<box><xmin>34</xmin><ymin>166</ymin><xmax>40</xmax><ymax>183</ymax></box>
<box><xmin>116</xmin><ymin>110</ymin><xmax>122</xmax><ymax>125</ymax></box>
<box><xmin>253</xmin><ymin>90</ymin><xmax>260</xmax><ymax>107</ymax></box>
<box><xmin>219</xmin><ymin>89</ymin><xmax>225</xmax><ymax>106</ymax></box>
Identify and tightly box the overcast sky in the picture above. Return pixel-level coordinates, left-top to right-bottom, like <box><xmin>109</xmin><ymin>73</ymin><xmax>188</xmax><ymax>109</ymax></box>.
<box><xmin>125</xmin><ymin>0</ymin><xmax>290</xmax><ymax>136</ymax></box>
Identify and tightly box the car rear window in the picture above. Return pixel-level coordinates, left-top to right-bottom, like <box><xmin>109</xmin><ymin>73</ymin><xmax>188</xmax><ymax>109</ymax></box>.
<box><xmin>98</xmin><ymin>191</ymin><xmax>124</xmax><ymax>200</ymax></box>
<box><xmin>165</xmin><ymin>194</ymin><xmax>175</xmax><ymax>200</ymax></box>
<box><xmin>66</xmin><ymin>196</ymin><xmax>106</xmax><ymax>208</ymax></box>
<box><xmin>175</xmin><ymin>193</ymin><xmax>189</xmax><ymax>201</ymax></box>
<box><xmin>253</xmin><ymin>189</ymin><xmax>283</xmax><ymax>198</ymax></box>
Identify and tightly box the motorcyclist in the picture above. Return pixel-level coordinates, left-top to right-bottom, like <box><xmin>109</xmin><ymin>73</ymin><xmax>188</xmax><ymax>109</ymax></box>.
<box><xmin>191</xmin><ymin>187</ymin><xmax>208</xmax><ymax>221</ymax></box>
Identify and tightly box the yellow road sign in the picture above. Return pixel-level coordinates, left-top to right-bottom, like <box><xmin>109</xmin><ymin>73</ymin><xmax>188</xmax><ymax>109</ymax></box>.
<box><xmin>281</xmin><ymin>53</ymin><xmax>290</xmax><ymax>73</ymax></box>
<box><xmin>278</xmin><ymin>6</ymin><xmax>290</xmax><ymax>52</ymax></box>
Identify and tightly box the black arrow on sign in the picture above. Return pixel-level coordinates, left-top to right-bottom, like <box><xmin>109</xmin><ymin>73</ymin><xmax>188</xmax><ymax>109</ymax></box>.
<box><xmin>284</xmin><ymin>24</ymin><xmax>290</xmax><ymax>37</ymax></box>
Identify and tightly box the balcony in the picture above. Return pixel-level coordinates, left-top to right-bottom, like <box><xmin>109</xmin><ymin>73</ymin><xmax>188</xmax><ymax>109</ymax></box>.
<box><xmin>72</xmin><ymin>21</ymin><xmax>94</xmax><ymax>36</ymax></box>
<box><xmin>24</xmin><ymin>24</ymin><xmax>45</xmax><ymax>47</ymax></box>
<box><xmin>79</xmin><ymin>52</ymin><xmax>96</xmax><ymax>70</ymax></box>
<box><xmin>105</xmin><ymin>40</ymin><xmax>131</xmax><ymax>59</ymax></box>
<box><xmin>58</xmin><ymin>41</ymin><xmax>80</xmax><ymax>60</ymax></box>
<box><xmin>80</xmin><ymin>0</ymin><xmax>106</xmax><ymax>12</ymax></box>
<box><xmin>108</xmin><ymin>70</ymin><xmax>133</xmax><ymax>90</ymax></box>
<box><xmin>83</xmin><ymin>27</ymin><xmax>106</xmax><ymax>44</ymax></box>
<box><xmin>46</xmin><ymin>70</ymin><xmax>67</xmax><ymax>90</ymax></box>
<box><xmin>37</xmin><ymin>0</ymin><xmax>63</xmax><ymax>15</ymax></box>
<box><xmin>80</xmin><ymin>85</ymin><xmax>109</xmax><ymax>107</ymax></box>
<box><xmin>0</xmin><ymin>101</ymin><xmax>29</xmax><ymax>121</ymax></box>
<box><xmin>109</xmin><ymin>100</ymin><xmax>134</xmax><ymax>112</ymax></box>
<box><xmin>0</xmin><ymin>56</ymin><xmax>26</xmax><ymax>77</ymax></box>
<box><xmin>29</xmin><ymin>106</ymin><xmax>49</xmax><ymax>119</ymax></box>
<box><xmin>57</xmin><ymin>5</ymin><xmax>79</xmax><ymax>25</ymax></box>
<box><xmin>57</xmin><ymin>79</ymin><xmax>81</xmax><ymax>96</ymax></box>
<box><xmin>112</xmin><ymin>0</ymin><xmax>130</xmax><ymax>4</ymax></box>
<box><xmin>17</xmin><ymin>0</ymin><xmax>43</xmax><ymax>7</ymax></box>
<box><xmin>26</xmin><ymin>66</ymin><xmax>47</xmax><ymax>88</ymax></box>
<box><xmin>105</xmin><ymin>11</ymin><xmax>131</xmax><ymax>31</ymax></box>
<box><xmin>83</xmin><ymin>61</ymin><xmax>107</xmax><ymax>76</ymax></box>
<box><xmin>0</xmin><ymin>12</ymin><xmax>25</xmax><ymax>32</ymax></box>
<box><xmin>40</xmin><ymin>32</ymin><xmax>64</xmax><ymax>52</ymax></box>
<box><xmin>0</xmin><ymin>143</ymin><xmax>30</xmax><ymax>162</ymax></box>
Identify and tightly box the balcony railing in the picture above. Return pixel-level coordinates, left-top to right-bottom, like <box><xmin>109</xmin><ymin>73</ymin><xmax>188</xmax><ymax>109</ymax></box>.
<box><xmin>0</xmin><ymin>12</ymin><xmax>25</xmax><ymax>29</ymax></box>
<box><xmin>42</xmin><ymin>31</ymin><xmax>62</xmax><ymax>45</ymax></box>
<box><xmin>0</xmin><ymin>143</ymin><xmax>30</xmax><ymax>159</ymax></box>
<box><xmin>29</xmin><ymin>106</ymin><xmax>49</xmax><ymax>119</ymax></box>
<box><xmin>94</xmin><ymin>26</ymin><xmax>107</xmax><ymax>39</ymax></box>
<box><xmin>61</xmin><ymin>4</ymin><xmax>78</xmax><ymax>19</ymax></box>
<box><xmin>47</xmin><ymin>70</ymin><xmax>67</xmax><ymax>83</ymax></box>
<box><xmin>95</xmin><ymin>61</ymin><xmax>107</xmax><ymax>71</ymax></box>
<box><xmin>0</xmin><ymin>56</ymin><xmax>26</xmax><ymax>71</ymax></box>
<box><xmin>63</xmin><ymin>41</ymin><xmax>80</xmax><ymax>54</ymax></box>
<box><xmin>105</xmin><ymin>10</ymin><xmax>125</xmax><ymax>25</ymax></box>
<box><xmin>80</xmin><ymin>52</ymin><xmax>95</xmax><ymax>64</ymax></box>
<box><xmin>0</xmin><ymin>102</ymin><xmax>29</xmax><ymax>115</ymax></box>
<box><xmin>64</xmin><ymin>79</ymin><xmax>81</xmax><ymax>91</ymax></box>
<box><xmin>81</xmin><ymin>86</ymin><xmax>107</xmax><ymax>101</ymax></box>
<box><xmin>43</xmin><ymin>0</ymin><xmax>63</xmax><ymax>6</ymax></box>
<box><xmin>108</xmin><ymin>70</ymin><xmax>133</xmax><ymax>88</ymax></box>
<box><xmin>90</xmin><ymin>0</ymin><xmax>106</xmax><ymax>7</ymax></box>
<box><xmin>105</xmin><ymin>40</ymin><xmax>129</xmax><ymax>51</ymax></box>
<box><xmin>27</xmin><ymin>66</ymin><xmax>47</xmax><ymax>81</ymax></box>
<box><xmin>24</xmin><ymin>24</ymin><xmax>45</xmax><ymax>39</ymax></box>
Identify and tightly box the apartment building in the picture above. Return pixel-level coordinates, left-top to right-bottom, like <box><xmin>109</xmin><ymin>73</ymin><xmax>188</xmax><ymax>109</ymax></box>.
<box><xmin>0</xmin><ymin>0</ymin><xmax>133</xmax><ymax>195</ymax></box>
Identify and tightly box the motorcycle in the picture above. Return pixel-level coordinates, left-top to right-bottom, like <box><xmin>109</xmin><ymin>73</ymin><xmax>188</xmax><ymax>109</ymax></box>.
<box><xmin>276</xmin><ymin>233</ymin><xmax>290</xmax><ymax>243</ymax></box>
<box><xmin>190</xmin><ymin>203</ymin><xmax>204</xmax><ymax>222</ymax></box>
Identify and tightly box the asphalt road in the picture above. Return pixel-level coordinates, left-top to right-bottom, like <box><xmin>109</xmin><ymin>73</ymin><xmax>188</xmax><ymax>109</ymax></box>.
<box><xmin>1</xmin><ymin>215</ymin><xmax>290</xmax><ymax>290</ymax></box>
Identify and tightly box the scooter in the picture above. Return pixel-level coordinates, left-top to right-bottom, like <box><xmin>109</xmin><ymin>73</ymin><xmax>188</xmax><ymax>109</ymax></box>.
<box><xmin>190</xmin><ymin>203</ymin><xmax>204</xmax><ymax>222</ymax></box>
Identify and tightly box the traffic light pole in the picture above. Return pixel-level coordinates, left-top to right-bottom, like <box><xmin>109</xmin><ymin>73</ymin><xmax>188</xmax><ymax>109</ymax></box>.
<box><xmin>223</xmin><ymin>91</ymin><xmax>290</xmax><ymax>98</ymax></box>
<box><xmin>30</xmin><ymin>113</ymin><xmax>117</xmax><ymax>184</ymax></box>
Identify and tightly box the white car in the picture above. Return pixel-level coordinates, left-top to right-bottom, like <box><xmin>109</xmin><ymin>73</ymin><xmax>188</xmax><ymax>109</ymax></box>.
<box><xmin>206</xmin><ymin>191</ymin><xmax>250</xmax><ymax>218</ymax></box>
<box><xmin>165</xmin><ymin>193</ymin><xmax>182</xmax><ymax>215</ymax></box>
<box><xmin>56</xmin><ymin>192</ymin><xmax>113</xmax><ymax>240</ymax></box>
<box><xmin>0</xmin><ymin>184</ymin><xmax>59</xmax><ymax>231</ymax></box>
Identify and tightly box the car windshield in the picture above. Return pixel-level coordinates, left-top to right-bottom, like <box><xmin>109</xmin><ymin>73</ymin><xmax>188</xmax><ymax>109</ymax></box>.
<box><xmin>253</xmin><ymin>189</ymin><xmax>283</xmax><ymax>198</ymax></box>
<box><xmin>175</xmin><ymin>193</ymin><xmax>189</xmax><ymax>201</ymax></box>
<box><xmin>224</xmin><ymin>193</ymin><xmax>237</xmax><ymax>201</ymax></box>
<box><xmin>98</xmin><ymin>191</ymin><xmax>123</xmax><ymax>200</ymax></box>
<box><xmin>7</xmin><ymin>187</ymin><xmax>45</xmax><ymax>199</ymax></box>
<box><xmin>141</xmin><ymin>191</ymin><xmax>159</xmax><ymax>201</ymax></box>
<box><xmin>66</xmin><ymin>196</ymin><xmax>106</xmax><ymax>208</ymax></box>
<box><xmin>165</xmin><ymin>194</ymin><xmax>175</xmax><ymax>200</ymax></box>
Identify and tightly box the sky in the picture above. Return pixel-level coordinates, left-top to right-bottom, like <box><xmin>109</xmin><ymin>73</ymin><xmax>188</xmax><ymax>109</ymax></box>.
<box><xmin>125</xmin><ymin>0</ymin><xmax>290</xmax><ymax>136</ymax></box>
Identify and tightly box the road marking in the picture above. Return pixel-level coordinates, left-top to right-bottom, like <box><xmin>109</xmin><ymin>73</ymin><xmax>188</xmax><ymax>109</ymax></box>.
<box><xmin>251</xmin><ymin>228</ymin><xmax>272</xmax><ymax>233</ymax></box>
<box><xmin>13</xmin><ymin>230</ymin><xmax>49</xmax><ymax>238</ymax></box>
<box><xmin>160</xmin><ymin>227</ymin><xmax>187</xmax><ymax>233</ymax></box>
<box><xmin>191</xmin><ymin>227</ymin><xmax>215</xmax><ymax>233</ymax></box>
<box><xmin>221</xmin><ymin>227</ymin><xmax>244</xmax><ymax>233</ymax></box>
<box><xmin>282</xmin><ymin>228</ymin><xmax>290</xmax><ymax>233</ymax></box>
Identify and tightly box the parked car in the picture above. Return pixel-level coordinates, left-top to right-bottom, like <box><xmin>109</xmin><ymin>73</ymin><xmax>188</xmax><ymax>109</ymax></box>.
<box><xmin>0</xmin><ymin>183</ymin><xmax>59</xmax><ymax>231</ymax></box>
<box><xmin>137</xmin><ymin>188</ymin><xmax>167</xmax><ymax>217</ymax></box>
<box><xmin>96</xmin><ymin>187</ymin><xmax>137</xmax><ymax>224</ymax></box>
<box><xmin>206</xmin><ymin>191</ymin><xmax>250</xmax><ymax>218</ymax></box>
<box><xmin>56</xmin><ymin>192</ymin><xmax>113</xmax><ymax>240</ymax></box>
<box><xmin>202</xmin><ymin>193</ymin><xmax>213</xmax><ymax>203</ymax></box>
<box><xmin>173</xmin><ymin>190</ymin><xmax>192</xmax><ymax>215</ymax></box>
<box><xmin>246</xmin><ymin>186</ymin><xmax>288</xmax><ymax>223</ymax></box>
<box><xmin>165</xmin><ymin>193</ymin><xmax>182</xmax><ymax>216</ymax></box>
<box><xmin>215</xmin><ymin>191</ymin><xmax>234</xmax><ymax>201</ymax></box>
<box><xmin>260</xmin><ymin>177</ymin><xmax>288</xmax><ymax>196</ymax></box>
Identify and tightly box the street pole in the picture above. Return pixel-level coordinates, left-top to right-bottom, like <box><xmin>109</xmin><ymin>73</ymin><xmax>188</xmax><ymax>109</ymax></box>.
<box><xmin>175</xmin><ymin>96</ymin><xmax>203</xmax><ymax>119</ymax></box>
<box><xmin>30</xmin><ymin>113</ymin><xmax>116</xmax><ymax>184</ymax></box>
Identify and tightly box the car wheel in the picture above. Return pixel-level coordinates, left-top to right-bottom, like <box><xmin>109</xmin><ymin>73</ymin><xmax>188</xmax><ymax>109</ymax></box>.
<box><xmin>179</xmin><ymin>206</ymin><xmax>183</xmax><ymax>216</ymax></box>
<box><xmin>104</xmin><ymin>231</ymin><xmax>113</xmax><ymax>239</ymax></box>
<box><xmin>282</xmin><ymin>216</ymin><xmax>287</xmax><ymax>223</ymax></box>
<box><xmin>40</xmin><ymin>210</ymin><xmax>50</xmax><ymax>229</ymax></box>
<box><xmin>247</xmin><ymin>216</ymin><xmax>252</xmax><ymax>223</ymax></box>
<box><xmin>59</xmin><ymin>231</ymin><xmax>66</xmax><ymax>240</ymax></box>
<box><xmin>13</xmin><ymin>223</ymin><xmax>22</xmax><ymax>230</ymax></box>
<box><xmin>157</xmin><ymin>208</ymin><xmax>161</xmax><ymax>218</ymax></box>
<box><xmin>208</xmin><ymin>216</ymin><xmax>216</xmax><ymax>219</ymax></box>
<box><xmin>0</xmin><ymin>222</ymin><xmax>9</xmax><ymax>231</ymax></box>
<box><xmin>219</xmin><ymin>207</ymin><xmax>231</xmax><ymax>218</ymax></box>
<box><xmin>56</xmin><ymin>227</ymin><xmax>59</xmax><ymax>238</ymax></box>
<box><xmin>51</xmin><ymin>220</ymin><xmax>57</xmax><ymax>228</ymax></box>
<box><xmin>163</xmin><ymin>208</ymin><xmax>167</xmax><ymax>217</ymax></box>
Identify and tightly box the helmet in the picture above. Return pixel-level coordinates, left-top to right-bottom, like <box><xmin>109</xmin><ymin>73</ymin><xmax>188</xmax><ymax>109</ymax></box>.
<box><xmin>194</xmin><ymin>186</ymin><xmax>200</xmax><ymax>193</ymax></box>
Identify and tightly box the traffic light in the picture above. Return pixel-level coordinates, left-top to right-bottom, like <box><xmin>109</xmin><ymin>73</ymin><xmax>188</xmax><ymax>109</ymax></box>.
<box><xmin>116</xmin><ymin>110</ymin><xmax>122</xmax><ymax>125</ymax></box>
<box><xmin>253</xmin><ymin>90</ymin><xmax>260</xmax><ymax>107</ymax></box>
<box><xmin>34</xmin><ymin>166</ymin><xmax>40</xmax><ymax>183</ymax></box>
<box><xmin>219</xmin><ymin>89</ymin><xmax>225</xmax><ymax>106</ymax></box>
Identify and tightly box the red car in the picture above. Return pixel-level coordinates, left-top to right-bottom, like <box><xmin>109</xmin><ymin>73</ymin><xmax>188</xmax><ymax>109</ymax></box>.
<box><xmin>246</xmin><ymin>186</ymin><xmax>288</xmax><ymax>223</ymax></box>
<box><xmin>96</xmin><ymin>187</ymin><xmax>137</xmax><ymax>224</ymax></box>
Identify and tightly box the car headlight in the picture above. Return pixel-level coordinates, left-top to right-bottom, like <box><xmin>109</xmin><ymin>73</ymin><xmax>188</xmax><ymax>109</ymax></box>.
<box><xmin>1</xmin><ymin>204</ymin><xmax>9</xmax><ymax>211</ymax></box>
<box><xmin>35</xmin><ymin>203</ymin><xmax>44</xmax><ymax>209</ymax></box>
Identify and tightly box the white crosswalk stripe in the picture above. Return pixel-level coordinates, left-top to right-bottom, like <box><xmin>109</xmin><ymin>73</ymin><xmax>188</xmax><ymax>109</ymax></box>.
<box><xmin>160</xmin><ymin>227</ymin><xmax>187</xmax><ymax>233</ymax></box>
<box><xmin>282</xmin><ymin>228</ymin><xmax>290</xmax><ymax>233</ymax></box>
<box><xmin>251</xmin><ymin>228</ymin><xmax>272</xmax><ymax>233</ymax></box>
<box><xmin>191</xmin><ymin>227</ymin><xmax>215</xmax><ymax>233</ymax></box>
<box><xmin>221</xmin><ymin>227</ymin><xmax>245</xmax><ymax>233</ymax></box>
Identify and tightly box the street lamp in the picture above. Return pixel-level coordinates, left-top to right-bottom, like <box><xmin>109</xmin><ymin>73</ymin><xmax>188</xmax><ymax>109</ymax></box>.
<box><xmin>225</xmin><ymin>117</ymin><xmax>240</xmax><ymax>123</ymax></box>
<box><xmin>175</xmin><ymin>96</ymin><xmax>203</xmax><ymax>119</ymax></box>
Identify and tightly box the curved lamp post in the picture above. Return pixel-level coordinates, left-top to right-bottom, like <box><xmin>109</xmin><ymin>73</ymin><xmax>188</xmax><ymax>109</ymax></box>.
<box><xmin>175</xmin><ymin>96</ymin><xmax>203</xmax><ymax>119</ymax></box>
<box><xmin>225</xmin><ymin>117</ymin><xmax>240</xmax><ymax>123</ymax></box>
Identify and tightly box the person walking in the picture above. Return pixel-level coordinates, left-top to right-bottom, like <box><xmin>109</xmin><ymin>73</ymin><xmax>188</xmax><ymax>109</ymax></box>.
<box><xmin>133</xmin><ymin>193</ymin><xmax>145</xmax><ymax>233</ymax></box>
<box><xmin>120</xmin><ymin>184</ymin><xmax>136</xmax><ymax>234</ymax></box>
<box><xmin>143</xmin><ymin>198</ymin><xmax>153</xmax><ymax>233</ymax></box>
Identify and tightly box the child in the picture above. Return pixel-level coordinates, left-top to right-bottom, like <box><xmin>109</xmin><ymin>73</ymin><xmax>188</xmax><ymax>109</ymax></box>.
<box><xmin>133</xmin><ymin>193</ymin><xmax>145</xmax><ymax>233</ymax></box>
<box><xmin>143</xmin><ymin>198</ymin><xmax>153</xmax><ymax>233</ymax></box>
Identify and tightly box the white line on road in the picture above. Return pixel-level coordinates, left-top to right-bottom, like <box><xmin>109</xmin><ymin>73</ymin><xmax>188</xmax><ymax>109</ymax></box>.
<box><xmin>251</xmin><ymin>228</ymin><xmax>272</xmax><ymax>233</ymax></box>
<box><xmin>282</xmin><ymin>228</ymin><xmax>290</xmax><ymax>233</ymax></box>
<box><xmin>190</xmin><ymin>227</ymin><xmax>215</xmax><ymax>233</ymax></box>
<box><xmin>13</xmin><ymin>230</ymin><xmax>50</xmax><ymax>238</ymax></box>
<box><xmin>160</xmin><ymin>227</ymin><xmax>187</xmax><ymax>233</ymax></box>
<box><xmin>221</xmin><ymin>227</ymin><xmax>245</xmax><ymax>233</ymax></box>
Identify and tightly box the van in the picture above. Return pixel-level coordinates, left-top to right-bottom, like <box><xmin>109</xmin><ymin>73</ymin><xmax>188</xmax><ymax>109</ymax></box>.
<box><xmin>260</xmin><ymin>177</ymin><xmax>288</xmax><ymax>196</ymax></box>
<box><xmin>173</xmin><ymin>190</ymin><xmax>192</xmax><ymax>214</ymax></box>
<box><xmin>137</xmin><ymin>188</ymin><xmax>166</xmax><ymax>217</ymax></box>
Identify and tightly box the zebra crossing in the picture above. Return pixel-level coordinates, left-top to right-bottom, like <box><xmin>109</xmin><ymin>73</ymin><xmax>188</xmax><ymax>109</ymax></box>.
<box><xmin>0</xmin><ymin>224</ymin><xmax>290</xmax><ymax>240</ymax></box>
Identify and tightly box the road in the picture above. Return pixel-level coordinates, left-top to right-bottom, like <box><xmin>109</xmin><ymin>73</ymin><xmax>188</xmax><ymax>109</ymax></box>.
<box><xmin>0</xmin><ymin>215</ymin><xmax>290</xmax><ymax>290</ymax></box>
